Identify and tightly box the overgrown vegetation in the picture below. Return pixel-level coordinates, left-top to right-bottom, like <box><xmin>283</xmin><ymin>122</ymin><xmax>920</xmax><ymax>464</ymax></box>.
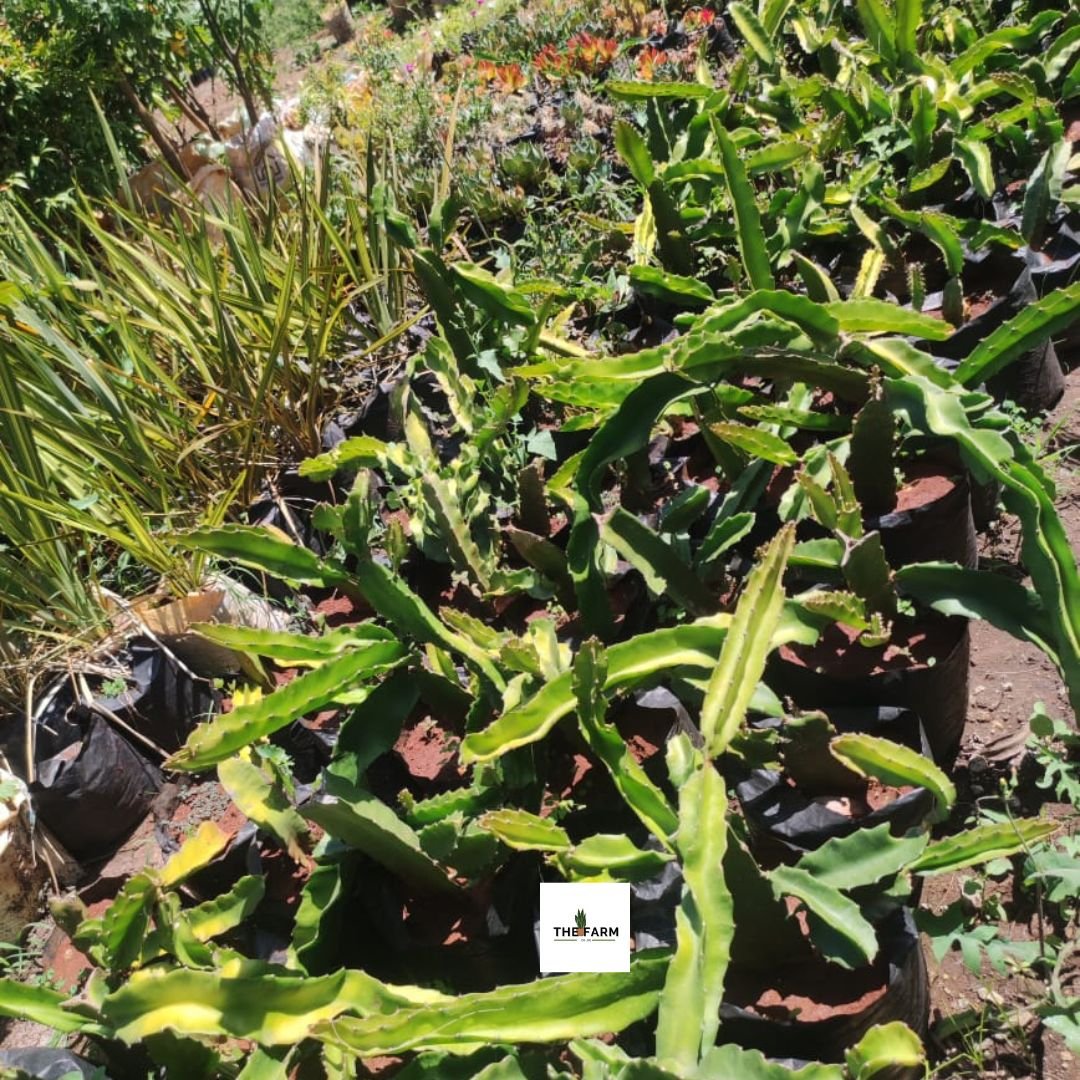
<box><xmin>0</xmin><ymin>0</ymin><xmax>1079</xmax><ymax>1075</ymax></box>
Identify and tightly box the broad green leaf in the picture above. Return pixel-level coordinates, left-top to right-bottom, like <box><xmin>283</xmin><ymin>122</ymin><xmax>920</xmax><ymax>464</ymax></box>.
<box><xmin>298</xmin><ymin>436</ymin><xmax>387</xmax><ymax>481</ymax></box>
<box><xmin>660</xmin><ymin>485</ymin><xmax>712</xmax><ymax>533</ymax></box>
<box><xmin>169</xmin><ymin>643</ymin><xmax>405</xmax><ymax>770</ymax></box>
<box><xmin>759</xmin><ymin>0</ymin><xmax>794</xmax><ymax>39</ymax></box>
<box><xmin>709</xmin><ymin>423</ymin><xmax>798</xmax><ymax>466</ymax></box>
<box><xmin>351</xmin><ymin>558</ymin><xmax>505</xmax><ymax>689</ymax></box>
<box><xmin>184</xmin><ymin>875</ymin><xmax>265</xmax><ymax>942</ymax></box>
<box><xmin>291</xmin><ymin>861</ymin><xmax>352</xmax><ymax>974</ymax></box>
<box><xmin>0</xmin><ymin>979</ymin><xmax>104</xmax><ymax>1034</ymax></box>
<box><xmin>505</xmin><ymin>527</ymin><xmax>574</xmax><ymax>607</ymax></box>
<box><xmin>607</xmin><ymin>81</ymin><xmax>714</xmax><ymax>100</ymax></box>
<box><xmin>895</xmin><ymin>0</ymin><xmax>921</xmax><ymax>64</ymax></box>
<box><xmin>895</xmin><ymin>563</ymin><xmax>1058</xmax><ymax>663</ymax></box>
<box><xmin>855</xmin><ymin>0</ymin><xmax>898</xmax><ymax>65</ymax></box>
<box><xmin>852</xmin><ymin>337</ymin><xmax>953</xmax><ymax>387</ymax></box>
<box><xmin>830</xmin><ymin>733</ymin><xmax>955</xmax><ymax>819</ymax></box>
<box><xmin>699</xmin><ymin>1045</ymin><xmax>845</xmax><ymax>1078</ymax></box>
<box><xmin>461</xmin><ymin>617</ymin><xmax>729</xmax><ymax>762</ymax></box>
<box><xmin>954</xmin><ymin>139</ymin><xmax>994</xmax><ymax>200</ymax></box>
<box><xmin>770</xmin><ymin>865</ymin><xmax>878</xmax><ymax>968</ymax></box>
<box><xmin>738</xmin><ymin>406</ymin><xmax>846</xmax><ymax>434</ymax></box>
<box><xmin>192</xmin><ymin>623</ymin><xmax>394</xmax><ymax>668</ymax></box>
<box><xmin>696</xmin><ymin>511</ymin><xmax>756</xmax><ymax>567</ymax></box>
<box><xmin>159</xmin><ymin>821</ymin><xmax>232</xmax><ymax>887</ymax></box>
<box><xmin>1045</xmin><ymin>25</ymin><xmax>1080</xmax><ymax>82</ymax></box>
<box><xmin>886</xmin><ymin>375</ymin><xmax>1080</xmax><ymax>719</ymax></box>
<box><xmin>746</xmin><ymin>141</ymin><xmax>809</xmax><ymax>175</ymax></box>
<box><xmin>421</xmin><ymin>472</ymin><xmax>492</xmax><ymax>590</ymax></box>
<box><xmin>558</xmin><ymin>835</ymin><xmax>674</xmax><ymax>882</ymax></box>
<box><xmin>1021</xmin><ymin>140</ymin><xmax>1071</xmax><ymax>246</ymax></box>
<box><xmin>236</xmin><ymin>1047</ymin><xmax>291</xmax><ymax>1080</ymax></box>
<box><xmin>698</xmin><ymin>289</ymin><xmax>840</xmax><ymax>344</ymax></box>
<box><xmin>480</xmin><ymin>809</ymin><xmax>571</xmax><ymax>851</ymax></box>
<box><xmin>911</xmin><ymin>819</ymin><xmax>1059</xmax><ymax>874</ymax></box>
<box><xmin>792</xmin><ymin>253</ymin><xmax>840</xmax><ymax>303</ymax></box>
<box><xmin>615</xmin><ymin>121</ymin><xmax>656</xmax><ymax>187</ymax></box>
<box><xmin>907</xmin><ymin>157</ymin><xmax>952</xmax><ymax>194</ymax></box>
<box><xmin>648</xmin><ymin>179</ymin><xmax>694</xmax><ymax>276</ymax></box>
<box><xmin>790</xmin><ymin>537</ymin><xmax>844</xmax><ymax>568</ymax></box>
<box><xmin>629</xmin><ymin>265</ymin><xmax>715</xmax><ymax>307</ymax></box>
<box><xmin>800</xmin><ymin>589</ymin><xmax>869</xmax><ymax>631</ymax></box>
<box><xmin>601</xmin><ymin>507</ymin><xmax>717</xmax><ymax>616</ymax></box>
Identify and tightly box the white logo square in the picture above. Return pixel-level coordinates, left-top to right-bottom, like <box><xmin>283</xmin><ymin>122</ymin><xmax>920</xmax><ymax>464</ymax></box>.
<box><xmin>538</xmin><ymin>882</ymin><xmax>631</xmax><ymax>973</ymax></box>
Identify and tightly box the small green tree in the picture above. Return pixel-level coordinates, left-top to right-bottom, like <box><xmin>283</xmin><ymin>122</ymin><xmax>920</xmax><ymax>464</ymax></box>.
<box><xmin>0</xmin><ymin>0</ymin><xmax>274</xmax><ymax>204</ymax></box>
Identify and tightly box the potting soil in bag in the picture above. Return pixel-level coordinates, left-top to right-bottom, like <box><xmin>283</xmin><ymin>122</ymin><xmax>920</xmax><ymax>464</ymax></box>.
<box><xmin>31</xmin><ymin>707</ymin><xmax>161</xmax><ymax>861</ymax></box>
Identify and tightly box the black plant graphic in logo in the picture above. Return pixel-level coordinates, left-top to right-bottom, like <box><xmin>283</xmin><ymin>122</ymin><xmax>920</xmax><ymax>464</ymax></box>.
<box><xmin>574</xmin><ymin>909</ymin><xmax>587</xmax><ymax>937</ymax></box>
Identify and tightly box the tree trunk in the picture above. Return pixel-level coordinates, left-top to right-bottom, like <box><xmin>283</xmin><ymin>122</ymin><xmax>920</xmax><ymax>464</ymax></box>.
<box><xmin>196</xmin><ymin>0</ymin><xmax>268</xmax><ymax>127</ymax></box>
<box><xmin>118</xmin><ymin>75</ymin><xmax>191</xmax><ymax>181</ymax></box>
<box><xmin>165</xmin><ymin>77</ymin><xmax>222</xmax><ymax>141</ymax></box>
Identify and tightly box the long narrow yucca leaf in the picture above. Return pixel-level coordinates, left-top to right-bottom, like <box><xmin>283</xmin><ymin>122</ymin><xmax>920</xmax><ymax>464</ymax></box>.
<box><xmin>178</xmin><ymin>526</ymin><xmax>351</xmax><ymax>588</ymax></box>
<box><xmin>714</xmin><ymin>125</ymin><xmax>775</xmax><ymax>290</ymax></box>
<box><xmin>315</xmin><ymin>954</ymin><xmax>668</xmax><ymax>1056</ymax></box>
<box><xmin>727</xmin><ymin>2</ymin><xmax>777</xmax><ymax>66</ymax></box>
<box><xmin>831</xmin><ymin>733</ymin><xmax>956</xmax><ymax>820</ymax></box>
<box><xmin>911</xmin><ymin>820</ymin><xmax>1059</xmax><ymax>874</ymax></box>
<box><xmin>655</xmin><ymin>762</ymin><xmax>731</xmax><ymax>1068</ymax></box>
<box><xmin>769</xmin><ymin>866</ymin><xmax>878</xmax><ymax>969</ymax></box>
<box><xmin>700</xmin><ymin>524</ymin><xmax>794</xmax><ymax>754</ymax></box>
<box><xmin>102</xmin><ymin>964</ymin><xmax>447</xmax><ymax>1045</ymax></box>
<box><xmin>460</xmin><ymin>617</ymin><xmax>731</xmax><ymax>763</ymax></box>
<box><xmin>955</xmin><ymin>282</ymin><xmax>1080</xmax><ymax>386</ymax></box>
<box><xmin>895</xmin><ymin>0</ymin><xmax>922</xmax><ymax>65</ymax></box>
<box><xmin>573</xmin><ymin>640</ymin><xmax>679</xmax><ymax>844</ymax></box>
<box><xmin>169</xmin><ymin>643</ymin><xmax>406</xmax><ymax>770</ymax></box>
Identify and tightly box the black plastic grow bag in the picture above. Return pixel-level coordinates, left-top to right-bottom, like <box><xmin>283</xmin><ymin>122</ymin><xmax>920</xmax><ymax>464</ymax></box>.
<box><xmin>30</xmin><ymin>707</ymin><xmax>161</xmax><ymax>861</ymax></box>
<box><xmin>736</xmin><ymin>707</ymin><xmax>936</xmax><ymax>859</ymax></box>
<box><xmin>718</xmin><ymin>907</ymin><xmax>929</xmax><ymax>1074</ymax></box>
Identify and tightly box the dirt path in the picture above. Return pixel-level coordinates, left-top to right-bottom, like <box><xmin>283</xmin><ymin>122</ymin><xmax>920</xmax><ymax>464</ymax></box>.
<box><xmin>924</xmin><ymin>369</ymin><xmax>1080</xmax><ymax>1079</ymax></box>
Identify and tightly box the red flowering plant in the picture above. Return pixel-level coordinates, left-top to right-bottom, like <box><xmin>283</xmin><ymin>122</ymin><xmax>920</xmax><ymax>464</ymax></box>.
<box><xmin>683</xmin><ymin>7</ymin><xmax>717</xmax><ymax>29</ymax></box>
<box><xmin>566</xmin><ymin>32</ymin><xmax>619</xmax><ymax>74</ymax></box>
<box><xmin>495</xmin><ymin>62</ymin><xmax>527</xmax><ymax>92</ymax></box>
<box><xmin>533</xmin><ymin>42</ymin><xmax>572</xmax><ymax>81</ymax></box>
<box><xmin>635</xmin><ymin>44</ymin><xmax>668</xmax><ymax>79</ymax></box>
<box><xmin>531</xmin><ymin>32</ymin><xmax>617</xmax><ymax>84</ymax></box>
<box><xmin>472</xmin><ymin>58</ymin><xmax>527</xmax><ymax>93</ymax></box>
